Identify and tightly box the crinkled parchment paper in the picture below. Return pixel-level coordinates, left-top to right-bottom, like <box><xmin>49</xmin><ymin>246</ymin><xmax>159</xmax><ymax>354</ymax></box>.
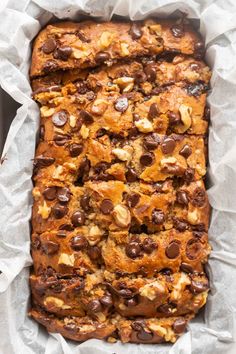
<box><xmin>1</xmin><ymin>0</ymin><xmax>236</xmax><ymax>353</ymax></box>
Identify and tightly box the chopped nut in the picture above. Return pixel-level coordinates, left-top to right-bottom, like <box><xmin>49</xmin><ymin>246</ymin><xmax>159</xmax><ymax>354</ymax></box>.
<box><xmin>80</xmin><ymin>324</ymin><xmax>96</xmax><ymax>333</ymax></box>
<box><xmin>196</xmin><ymin>163</ymin><xmax>206</xmax><ymax>176</ymax></box>
<box><xmin>40</xmin><ymin>106</ymin><xmax>55</xmax><ymax>117</ymax></box>
<box><xmin>72</xmin><ymin>48</ymin><xmax>89</xmax><ymax>59</ymax></box>
<box><xmin>119</xmin><ymin>303</ymin><xmax>126</xmax><ymax>310</ymax></box>
<box><xmin>63</xmin><ymin>162</ymin><xmax>77</xmax><ymax>171</ymax></box>
<box><xmin>160</xmin><ymin>157</ymin><xmax>177</xmax><ymax>166</ymax></box>
<box><xmin>80</xmin><ymin>124</ymin><xmax>89</xmax><ymax>139</ymax></box>
<box><xmin>112</xmin><ymin>148</ymin><xmax>132</xmax><ymax>162</ymax></box>
<box><xmin>95</xmin><ymin>312</ymin><xmax>106</xmax><ymax>322</ymax></box>
<box><xmin>52</xmin><ymin>165</ymin><xmax>64</xmax><ymax>179</ymax></box>
<box><xmin>88</xmin><ymin>225</ymin><xmax>103</xmax><ymax>245</ymax></box>
<box><xmin>149</xmin><ymin>24</ymin><xmax>162</xmax><ymax>36</ymax></box>
<box><xmin>91</xmin><ymin>99</ymin><xmax>108</xmax><ymax>115</ymax></box>
<box><xmin>32</xmin><ymin>187</ymin><xmax>41</xmax><ymax>200</ymax></box>
<box><xmin>112</xmin><ymin>204</ymin><xmax>131</xmax><ymax>228</ymax></box>
<box><xmin>176</xmin><ymin>104</ymin><xmax>192</xmax><ymax>133</ymax></box>
<box><xmin>44</xmin><ymin>296</ymin><xmax>71</xmax><ymax>309</ymax></box>
<box><xmin>148</xmin><ymin>323</ymin><xmax>167</xmax><ymax>336</ymax></box>
<box><xmin>104</xmin><ymin>270</ymin><xmax>116</xmax><ymax>281</ymax></box>
<box><xmin>187</xmin><ymin>209</ymin><xmax>199</xmax><ymax>225</ymax></box>
<box><xmin>113</xmin><ymin>77</ymin><xmax>134</xmax><ymax>93</ymax></box>
<box><xmin>69</xmin><ymin>114</ymin><xmax>77</xmax><ymax>128</ymax></box>
<box><xmin>171</xmin><ymin>273</ymin><xmax>191</xmax><ymax>301</ymax></box>
<box><xmin>58</xmin><ymin>253</ymin><xmax>75</xmax><ymax>267</ymax></box>
<box><xmin>99</xmin><ymin>31</ymin><xmax>113</xmax><ymax>49</ymax></box>
<box><xmin>38</xmin><ymin>201</ymin><xmax>51</xmax><ymax>219</ymax></box>
<box><xmin>120</xmin><ymin>42</ymin><xmax>129</xmax><ymax>56</ymax></box>
<box><xmin>139</xmin><ymin>281</ymin><xmax>166</xmax><ymax>301</ymax></box>
<box><xmin>107</xmin><ymin>336</ymin><xmax>117</xmax><ymax>343</ymax></box>
<box><xmin>135</xmin><ymin>118</ymin><xmax>154</xmax><ymax>133</ymax></box>
<box><xmin>193</xmin><ymin>291</ymin><xmax>208</xmax><ymax>308</ymax></box>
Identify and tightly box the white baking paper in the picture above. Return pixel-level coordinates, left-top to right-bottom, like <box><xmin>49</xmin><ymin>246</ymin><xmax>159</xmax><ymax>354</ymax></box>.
<box><xmin>1</xmin><ymin>0</ymin><xmax>236</xmax><ymax>353</ymax></box>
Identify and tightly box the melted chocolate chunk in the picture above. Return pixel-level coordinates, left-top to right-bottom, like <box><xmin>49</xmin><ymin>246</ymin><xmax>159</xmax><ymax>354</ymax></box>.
<box><xmin>70</xmin><ymin>235</ymin><xmax>88</xmax><ymax>251</ymax></box>
<box><xmin>52</xmin><ymin>203</ymin><xmax>68</xmax><ymax>219</ymax></box>
<box><xmin>71</xmin><ymin>210</ymin><xmax>86</xmax><ymax>227</ymax></box>
<box><xmin>80</xmin><ymin>195</ymin><xmax>91</xmax><ymax>211</ymax></box>
<box><xmin>53</xmin><ymin>133</ymin><xmax>70</xmax><ymax>146</ymax></box>
<box><xmin>168</xmin><ymin>111</ymin><xmax>181</xmax><ymax>126</ymax></box>
<box><xmin>186</xmin><ymin>238</ymin><xmax>202</xmax><ymax>260</ymax></box>
<box><xmin>165</xmin><ymin>241</ymin><xmax>180</xmax><ymax>259</ymax></box>
<box><xmin>144</xmin><ymin>63</ymin><xmax>156</xmax><ymax>82</ymax></box>
<box><xmin>53</xmin><ymin>46</ymin><xmax>72</xmax><ymax>61</ymax></box>
<box><xmin>57</xmin><ymin>187</ymin><xmax>71</xmax><ymax>203</ymax></box>
<box><xmin>79</xmin><ymin>109</ymin><xmax>94</xmax><ymax>124</ymax></box>
<box><xmin>143</xmin><ymin>133</ymin><xmax>160</xmax><ymax>150</ymax></box>
<box><xmin>40</xmin><ymin>125</ymin><xmax>45</xmax><ymax>140</ymax></box>
<box><xmin>87</xmin><ymin>246</ymin><xmax>102</xmax><ymax>261</ymax></box>
<box><xmin>76</xmin><ymin>30</ymin><xmax>90</xmax><ymax>42</ymax></box>
<box><xmin>87</xmin><ymin>299</ymin><xmax>102</xmax><ymax>313</ymax></box>
<box><xmin>69</xmin><ymin>143</ymin><xmax>83</xmax><ymax>157</ymax></box>
<box><xmin>43</xmin><ymin>60</ymin><xmax>58</xmax><ymax>73</ymax></box>
<box><xmin>148</xmin><ymin>103</ymin><xmax>159</xmax><ymax>119</ymax></box>
<box><xmin>171</xmin><ymin>24</ymin><xmax>185</xmax><ymax>38</ymax></box>
<box><xmin>142</xmin><ymin>237</ymin><xmax>157</xmax><ymax>254</ymax></box>
<box><xmin>176</xmin><ymin>190</ymin><xmax>189</xmax><ymax>206</ymax></box>
<box><xmin>126</xmin><ymin>168</ymin><xmax>138</xmax><ymax>182</ymax></box>
<box><xmin>42</xmin><ymin>38</ymin><xmax>57</xmax><ymax>54</ymax></box>
<box><xmin>56</xmin><ymin>230</ymin><xmax>67</xmax><ymax>238</ymax></box>
<box><xmin>52</xmin><ymin>110</ymin><xmax>68</xmax><ymax>127</ymax></box>
<box><xmin>190</xmin><ymin>280</ymin><xmax>208</xmax><ymax>294</ymax></box>
<box><xmin>161</xmin><ymin>137</ymin><xmax>176</xmax><ymax>154</ymax></box>
<box><xmin>35</xmin><ymin>156</ymin><xmax>55</xmax><ymax>168</ymax></box>
<box><xmin>192</xmin><ymin>187</ymin><xmax>206</xmax><ymax>207</ymax></box>
<box><xmin>43</xmin><ymin>187</ymin><xmax>57</xmax><ymax>201</ymax></box>
<box><xmin>172</xmin><ymin>318</ymin><xmax>186</xmax><ymax>334</ymax></box>
<box><xmin>134</xmin><ymin>71</ymin><xmax>147</xmax><ymax>84</ymax></box>
<box><xmin>95</xmin><ymin>51</ymin><xmax>110</xmax><ymax>63</ymax></box>
<box><xmin>180</xmin><ymin>262</ymin><xmax>194</xmax><ymax>274</ymax></box>
<box><xmin>183</xmin><ymin>168</ymin><xmax>195</xmax><ymax>184</ymax></box>
<box><xmin>140</xmin><ymin>152</ymin><xmax>154</xmax><ymax>166</ymax></box>
<box><xmin>137</xmin><ymin>329</ymin><xmax>153</xmax><ymax>341</ymax></box>
<box><xmin>100</xmin><ymin>294</ymin><xmax>113</xmax><ymax>308</ymax></box>
<box><xmin>100</xmin><ymin>199</ymin><xmax>114</xmax><ymax>214</ymax></box>
<box><xmin>42</xmin><ymin>241</ymin><xmax>59</xmax><ymax>255</ymax></box>
<box><xmin>126</xmin><ymin>193</ymin><xmax>140</xmax><ymax>208</ymax></box>
<box><xmin>179</xmin><ymin>144</ymin><xmax>192</xmax><ymax>158</ymax></box>
<box><xmin>129</xmin><ymin>23</ymin><xmax>143</xmax><ymax>39</ymax></box>
<box><xmin>125</xmin><ymin>242</ymin><xmax>142</xmax><ymax>259</ymax></box>
<box><xmin>173</xmin><ymin>218</ymin><xmax>188</xmax><ymax>231</ymax></box>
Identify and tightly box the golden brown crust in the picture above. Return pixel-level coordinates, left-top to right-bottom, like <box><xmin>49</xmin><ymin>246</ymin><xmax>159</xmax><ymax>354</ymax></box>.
<box><xmin>30</xmin><ymin>20</ymin><xmax>203</xmax><ymax>78</ymax></box>
<box><xmin>30</xmin><ymin>19</ymin><xmax>211</xmax><ymax>345</ymax></box>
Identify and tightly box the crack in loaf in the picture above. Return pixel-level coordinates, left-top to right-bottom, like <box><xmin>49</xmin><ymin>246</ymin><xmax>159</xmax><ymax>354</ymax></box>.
<box><xmin>29</xmin><ymin>18</ymin><xmax>211</xmax><ymax>344</ymax></box>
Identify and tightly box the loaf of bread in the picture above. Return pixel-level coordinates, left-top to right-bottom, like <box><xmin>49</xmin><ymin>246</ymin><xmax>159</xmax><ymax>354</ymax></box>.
<box><xmin>29</xmin><ymin>18</ymin><xmax>211</xmax><ymax>344</ymax></box>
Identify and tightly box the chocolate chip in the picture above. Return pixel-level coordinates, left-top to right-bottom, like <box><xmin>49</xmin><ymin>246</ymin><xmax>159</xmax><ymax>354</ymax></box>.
<box><xmin>204</xmin><ymin>106</ymin><xmax>210</xmax><ymax>121</ymax></box>
<box><xmin>194</xmin><ymin>41</ymin><xmax>205</xmax><ymax>59</ymax></box>
<box><xmin>186</xmin><ymin>238</ymin><xmax>202</xmax><ymax>260</ymax></box>
<box><xmin>171</xmin><ymin>24</ymin><xmax>184</xmax><ymax>38</ymax></box>
<box><xmin>161</xmin><ymin>137</ymin><xmax>176</xmax><ymax>154</ymax></box>
<box><xmin>35</xmin><ymin>156</ymin><xmax>55</xmax><ymax>168</ymax></box>
<box><xmin>56</xmin><ymin>230</ymin><xmax>67</xmax><ymax>238</ymax></box>
<box><xmin>143</xmin><ymin>133</ymin><xmax>160</xmax><ymax>150</ymax></box>
<box><xmin>43</xmin><ymin>60</ymin><xmax>58</xmax><ymax>73</ymax></box>
<box><xmin>63</xmin><ymin>323</ymin><xmax>77</xmax><ymax>332</ymax></box>
<box><xmin>76</xmin><ymin>30</ymin><xmax>90</xmax><ymax>42</ymax></box>
<box><xmin>144</xmin><ymin>63</ymin><xmax>156</xmax><ymax>82</ymax></box>
<box><xmin>172</xmin><ymin>318</ymin><xmax>186</xmax><ymax>334</ymax></box>
<box><xmin>95</xmin><ymin>51</ymin><xmax>110</xmax><ymax>63</ymax></box>
<box><xmin>43</xmin><ymin>187</ymin><xmax>57</xmax><ymax>201</ymax></box>
<box><xmin>100</xmin><ymin>199</ymin><xmax>114</xmax><ymax>214</ymax></box>
<box><xmin>125</xmin><ymin>297</ymin><xmax>138</xmax><ymax>307</ymax></box>
<box><xmin>126</xmin><ymin>168</ymin><xmax>138</xmax><ymax>182</ymax></box>
<box><xmin>128</xmin><ymin>126</ymin><xmax>139</xmax><ymax>138</ymax></box>
<box><xmin>87</xmin><ymin>246</ymin><xmax>101</xmax><ymax>261</ymax></box>
<box><xmin>52</xmin><ymin>203</ymin><xmax>68</xmax><ymax>219</ymax></box>
<box><xmin>186</xmin><ymin>83</ymin><xmax>206</xmax><ymax>97</ymax></box>
<box><xmin>114</xmin><ymin>97</ymin><xmax>129</xmax><ymax>112</ymax></box>
<box><xmin>100</xmin><ymin>294</ymin><xmax>113</xmax><ymax>308</ymax></box>
<box><xmin>126</xmin><ymin>193</ymin><xmax>140</xmax><ymax>208</ymax></box>
<box><xmin>79</xmin><ymin>109</ymin><xmax>94</xmax><ymax>124</ymax></box>
<box><xmin>176</xmin><ymin>190</ymin><xmax>189</xmax><ymax>206</ymax></box>
<box><xmin>158</xmin><ymin>303</ymin><xmax>176</xmax><ymax>314</ymax></box>
<box><xmin>192</xmin><ymin>187</ymin><xmax>206</xmax><ymax>207</ymax></box>
<box><xmin>137</xmin><ymin>329</ymin><xmax>153</xmax><ymax>341</ymax></box>
<box><xmin>134</xmin><ymin>71</ymin><xmax>147</xmax><ymax>84</ymax></box>
<box><xmin>183</xmin><ymin>168</ymin><xmax>195</xmax><ymax>183</ymax></box>
<box><xmin>77</xmin><ymin>158</ymin><xmax>90</xmax><ymax>181</ymax></box>
<box><xmin>53</xmin><ymin>133</ymin><xmax>70</xmax><ymax>146</ymax></box>
<box><xmin>190</xmin><ymin>280</ymin><xmax>208</xmax><ymax>294</ymax></box>
<box><xmin>129</xmin><ymin>23</ymin><xmax>143</xmax><ymax>39</ymax></box>
<box><xmin>152</xmin><ymin>209</ymin><xmax>165</xmax><ymax>225</ymax></box>
<box><xmin>125</xmin><ymin>242</ymin><xmax>142</xmax><ymax>259</ymax></box>
<box><xmin>53</xmin><ymin>46</ymin><xmax>72</xmax><ymax>61</ymax></box>
<box><xmin>173</xmin><ymin>218</ymin><xmax>188</xmax><ymax>231</ymax></box>
<box><xmin>76</xmin><ymin>81</ymin><xmax>88</xmax><ymax>94</ymax></box>
<box><xmin>148</xmin><ymin>103</ymin><xmax>159</xmax><ymax>119</ymax></box>
<box><xmin>69</xmin><ymin>143</ymin><xmax>83</xmax><ymax>157</ymax></box>
<box><xmin>189</xmin><ymin>62</ymin><xmax>200</xmax><ymax>71</ymax></box>
<box><xmin>57</xmin><ymin>187</ymin><xmax>71</xmax><ymax>203</ymax></box>
<box><xmin>59</xmin><ymin>224</ymin><xmax>74</xmax><ymax>231</ymax></box>
<box><xmin>179</xmin><ymin>144</ymin><xmax>192</xmax><ymax>158</ymax></box>
<box><xmin>140</xmin><ymin>152</ymin><xmax>154</xmax><ymax>166</ymax></box>
<box><xmin>52</xmin><ymin>110</ymin><xmax>68</xmax><ymax>127</ymax></box>
<box><xmin>70</xmin><ymin>235</ymin><xmax>88</xmax><ymax>251</ymax></box>
<box><xmin>165</xmin><ymin>241</ymin><xmax>180</xmax><ymax>259</ymax></box>
<box><xmin>40</xmin><ymin>125</ymin><xmax>45</xmax><ymax>139</ymax></box>
<box><xmin>42</xmin><ymin>241</ymin><xmax>59</xmax><ymax>255</ymax></box>
<box><xmin>71</xmin><ymin>210</ymin><xmax>86</xmax><ymax>227</ymax></box>
<box><xmin>118</xmin><ymin>288</ymin><xmax>134</xmax><ymax>299</ymax></box>
<box><xmin>80</xmin><ymin>195</ymin><xmax>91</xmax><ymax>211</ymax></box>
<box><xmin>87</xmin><ymin>299</ymin><xmax>102</xmax><ymax>313</ymax></box>
<box><xmin>168</xmin><ymin>111</ymin><xmax>181</xmax><ymax>126</ymax></box>
<box><xmin>142</xmin><ymin>237</ymin><xmax>157</xmax><ymax>254</ymax></box>
<box><xmin>131</xmin><ymin>320</ymin><xmax>144</xmax><ymax>331</ymax></box>
<box><xmin>180</xmin><ymin>262</ymin><xmax>194</xmax><ymax>274</ymax></box>
<box><xmin>31</xmin><ymin>237</ymin><xmax>41</xmax><ymax>250</ymax></box>
<box><xmin>42</xmin><ymin>38</ymin><xmax>57</xmax><ymax>54</ymax></box>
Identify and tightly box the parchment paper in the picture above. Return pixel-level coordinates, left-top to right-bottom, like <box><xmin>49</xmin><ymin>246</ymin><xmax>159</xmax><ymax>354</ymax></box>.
<box><xmin>1</xmin><ymin>0</ymin><xmax>236</xmax><ymax>353</ymax></box>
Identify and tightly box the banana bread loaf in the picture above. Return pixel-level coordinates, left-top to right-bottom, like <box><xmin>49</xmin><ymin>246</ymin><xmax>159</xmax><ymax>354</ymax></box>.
<box><xmin>29</xmin><ymin>18</ymin><xmax>211</xmax><ymax>344</ymax></box>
